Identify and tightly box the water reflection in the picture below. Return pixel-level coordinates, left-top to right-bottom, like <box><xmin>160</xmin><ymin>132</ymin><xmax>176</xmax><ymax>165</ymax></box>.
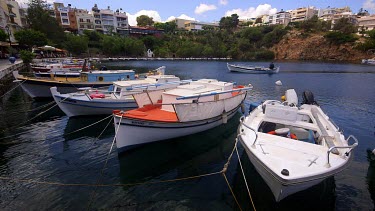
<box><xmin>367</xmin><ymin>149</ymin><xmax>375</xmax><ymax>209</ymax></box>
<box><xmin>118</xmin><ymin>112</ymin><xmax>242</xmax><ymax>184</ymax></box>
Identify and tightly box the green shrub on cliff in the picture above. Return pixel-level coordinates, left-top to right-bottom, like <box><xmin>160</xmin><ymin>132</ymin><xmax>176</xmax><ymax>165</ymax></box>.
<box><xmin>324</xmin><ymin>31</ymin><xmax>357</xmax><ymax>44</ymax></box>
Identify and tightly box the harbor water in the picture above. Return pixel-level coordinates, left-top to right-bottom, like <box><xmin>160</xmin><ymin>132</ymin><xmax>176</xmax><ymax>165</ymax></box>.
<box><xmin>0</xmin><ymin>60</ymin><xmax>374</xmax><ymax>210</ymax></box>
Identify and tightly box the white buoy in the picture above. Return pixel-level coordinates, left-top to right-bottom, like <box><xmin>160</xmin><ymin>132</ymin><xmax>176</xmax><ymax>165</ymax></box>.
<box><xmin>275</xmin><ymin>80</ymin><xmax>282</xmax><ymax>86</ymax></box>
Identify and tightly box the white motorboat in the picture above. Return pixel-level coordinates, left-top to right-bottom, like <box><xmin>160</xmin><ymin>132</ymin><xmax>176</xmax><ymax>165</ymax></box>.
<box><xmin>113</xmin><ymin>79</ymin><xmax>252</xmax><ymax>152</ymax></box>
<box><xmin>362</xmin><ymin>58</ymin><xmax>375</xmax><ymax>65</ymax></box>
<box><xmin>237</xmin><ymin>89</ymin><xmax>358</xmax><ymax>201</ymax></box>
<box><xmin>227</xmin><ymin>63</ymin><xmax>280</xmax><ymax>74</ymax></box>
<box><xmin>51</xmin><ymin>75</ymin><xmax>188</xmax><ymax>117</ymax></box>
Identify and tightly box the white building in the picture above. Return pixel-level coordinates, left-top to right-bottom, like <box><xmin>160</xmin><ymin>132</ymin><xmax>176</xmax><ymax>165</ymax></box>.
<box><xmin>76</xmin><ymin>9</ymin><xmax>94</xmax><ymax>34</ymax></box>
<box><xmin>90</xmin><ymin>4</ymin><xmax>129</xmax><ymax>35</ymax></box>
<box><xmin>357</xmin><ymin>15</ymin><xmax>375</xmax><ymax>31</ymax></box>
<box><xmin>268</xmin><ymin>10</ymin><xmax>291</xmax><ymax>26</ymax></box>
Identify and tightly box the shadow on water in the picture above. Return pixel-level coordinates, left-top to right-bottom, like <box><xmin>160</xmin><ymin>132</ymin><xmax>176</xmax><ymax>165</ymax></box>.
<box><xmin>118</xmin><ymin>112</ymin><xmax>242</xmax><ymax>185</ymax></box>
<box><xmin>63</xmin><ymin>115</ymin><xmax>115</xmax><ymax>141</ymax></box>
<box><xmin>233</xmin><ymin>151</ymin><xmax>336</xmax><ymax>211</ymax></box>
<box><xmin>367</xmin><ymin>149</ymin><xmax>375</xmax><ymax>209</ymax></box>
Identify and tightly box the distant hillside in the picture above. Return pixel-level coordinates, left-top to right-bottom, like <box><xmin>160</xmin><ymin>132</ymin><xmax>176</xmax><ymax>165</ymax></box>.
<box><xmin>271</xmin><ymin>30</ymin><xmax>369</xmax><ymax>62</ymax></box>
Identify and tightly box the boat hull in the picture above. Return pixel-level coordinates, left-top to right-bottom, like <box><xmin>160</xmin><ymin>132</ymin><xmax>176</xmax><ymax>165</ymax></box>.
<box><xmin>114</xmin><ymin>106</ymin><xmax>240</xmax><ymax>152</ymax></box>
<box><xmin>18</xmin><ymin>79</ymin><xmax>111</xmax><ymax>98</ymax></box>
<box><xmin>239</xmin><ymin>136</ymin><xmax>325</xmax><ymax>201</ymax></box>
<box><xmin>52</xmin><ymin>94</ymin><xmax>137</xmax><ymax>117</ymax></box>
<box><xmin>227</xmin><ymin>64</ymin><xmax>279</xmax><ymax>74</ymax></box>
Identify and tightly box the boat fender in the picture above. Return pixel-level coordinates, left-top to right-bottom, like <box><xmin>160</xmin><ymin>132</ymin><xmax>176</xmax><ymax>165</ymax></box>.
<box><xmin>222</xmin><ymin>112</ymin><xmax>228</xmax><ymax>124</ymax></box>
<box><xmin>240</xmin><ymin>103</ymin><xmax>246</xmax><ymax>114</ymax></box>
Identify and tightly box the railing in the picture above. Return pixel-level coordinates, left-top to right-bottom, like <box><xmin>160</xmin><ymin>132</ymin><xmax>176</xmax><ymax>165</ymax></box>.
<box><xmin>239</xmin><ymin>116</ymin><xmax>258</xmax><ymax>148</ymax></box>
<box><xmin>176</xmin><ymin>87</ymin><xmax>252</xmax><ymax>100</ymax></box>
<box><xmin>325</xmin><ymin>135</ymin><xmax>358</xmax><ymax>168</ymax></box>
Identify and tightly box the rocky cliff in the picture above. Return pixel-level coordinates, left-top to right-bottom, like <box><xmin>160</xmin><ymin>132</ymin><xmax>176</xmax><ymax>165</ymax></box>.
<box><xmin>271</xmin><ymin>30</ymin><xmax>369</xmax><ymax>62</ymax></box>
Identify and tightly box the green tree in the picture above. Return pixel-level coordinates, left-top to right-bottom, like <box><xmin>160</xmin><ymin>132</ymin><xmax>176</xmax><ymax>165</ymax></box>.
<box><xmin>219</xmin><ymin>14</ymin><xmax>239</xmax><ymax>31</ymax></box>
<box><xmin>333</xmin><ymin>18</ymin><xmax>357</xmax><ymax>34</ymax></box>
<box><xmin>27</xmin><ymin>0</ymin><xmax>66</xmax><ymax>45</ymax></box>
<box><xmin>19</xmin><ymin>50</ymin><xmax>35</xmax><ymax>64</ymax></box>
<box><xmin>64</xmin><ymin>34</ymin><xmax>88</xmax><ymax>55</ymax></box>
<box><xmin>154</xmin><ymin>21</ymin><xmax>177</xmax><ymax>33</ymax></box>
<box><xmin>0</xmin><ymin>29</ymin><xmax>7</xmax><ymax>41</ymax></box>
<box><xmin>367</xmin><ymin>29</ymin><xmax>375</xmax><ymax>39</ymax></box>
<box><xmin>14</xmin><ymin>29</ymin><xmax>48</xmax><ymax>49</ymax></box>
<box><xmin>324</xmin><ymin>31</ymin><xmax>357</xmax><ymax>44</ymax></box>
<box><xmin>136</xmin><ymin>15</ymin><xmax>154</xmax><ymax>27</ymax></box>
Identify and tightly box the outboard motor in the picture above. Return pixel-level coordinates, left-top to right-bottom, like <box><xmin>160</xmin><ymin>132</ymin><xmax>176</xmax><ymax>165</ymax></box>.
<box><xmin>302</xmin><ymin>90</ymin><xmax>318</xmax><ymax>105</ymax></box>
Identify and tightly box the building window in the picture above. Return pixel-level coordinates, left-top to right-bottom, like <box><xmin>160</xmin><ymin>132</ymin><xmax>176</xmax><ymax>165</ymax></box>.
<box><xmin>87</xmin><ymin>19</ymin><xmax>90</xmax><ymax>23</ymax></box>
<box><xmin>79</xmin><ymin>18</ymin><xmax>83</xmax><ymax>22</ymax></box>
<box><xmin>62</xmin><ymin>19</ymin><xmax>69</xmax><ymax>24</ymax></box>
<box><xmin>61</xmin><ymin>13</ymin><xmax>67</xmax><ymax>17</ymax></box>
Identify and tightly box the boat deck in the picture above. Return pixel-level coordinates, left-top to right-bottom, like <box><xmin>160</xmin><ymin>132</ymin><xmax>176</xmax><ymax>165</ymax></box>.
<box><xmin>121</xmin><ymin>104</ymin><xmax>178</xmax><ymax>122</ymax></box>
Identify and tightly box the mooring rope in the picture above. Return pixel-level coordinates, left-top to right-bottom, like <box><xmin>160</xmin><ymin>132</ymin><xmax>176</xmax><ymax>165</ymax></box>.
<box><xmin>86</xmin><ymin>115</ymin><xmax>122</xmax><ymax>211</ymax></box>
<box><xmin>0</xmin><ymin>95</ymin><xmax>70</xmax><ymax>133</ymax></box>
<box><xmin>0</xmin><ymin>78</ymin><xmax>28</xmax><ymax>99</ymax></box>
<box><xmin>0</xmin><ymin>126</ymin><xmax>256</xmax><ymax>211</ymax></box>
<box><xmin>0</xmin><ymin>100</ymin><xmax>56</xmax><ymax>115</ymax></box>
<box><xmin>235</xmin><ymin>135</ymin><xmax>257</xmax><ymax>211</ymax></box>
<box><xmin>0</xmin><ymin>114</ymin><xmax>113</xmax><ymax>143</ymax></box>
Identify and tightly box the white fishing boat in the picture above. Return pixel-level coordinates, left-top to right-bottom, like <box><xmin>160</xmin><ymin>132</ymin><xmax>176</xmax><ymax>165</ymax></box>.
<box><xmin>13</xmin><ymin>66</ymin><xmax>166</xmax><ymax>98</ymax></box>
<box><xmin>113</xmin><ymin>79</ymin><xmax>252</xmax><ymax>152</ymax></box>
<box><xmin>51</xmin><ymin>75</ymin><xmax>188</xmax><ymax>117</ymax></box>
<box><xmin>227</xmin><ymin>63</ymin><xmax>280</xmax><ymax>74</ymax></box>
<box><xmin>237</xmin><ymin>89</ymin><xmax>358</xmax><ymax>201</ymax></box>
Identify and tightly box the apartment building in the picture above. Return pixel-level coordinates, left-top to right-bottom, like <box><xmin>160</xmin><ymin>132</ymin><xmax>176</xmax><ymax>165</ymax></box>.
<box><xmin>53</xmin><ymin>3</ymin><xmax>78</xmax><ymax>33</ymax></box>
<box><xmin>1</xmin><ymin>0</ymin><xmax>23</xmax><ymax>43</ymax></box>
<box><xmin>318</xmin><ymin>6</ymin><xmax>352</xmax><ymax>21</ymax></box>
<box><xmin>268</xmin><ymin>10</ymin><xmax>291</xmax><ymax>26</ymax></box>
<box><xmin>331</xmin><ymin>12</ymin><xmax>358</xmax><ymax>26</ymax></box>
<box><xmin>114</xmin><ymin>10</ymin><xmax>129</xmax><ymax>36</ymax></box>
<box><xmin>290</xmin><ymin>7</ymin><xmax>318</xmax><ymax>22</ymax></box>
<box><xmin>90</xmin><ymin>4</ymin><xmax>129</xmax><ymax>35</ymax></box>
<box><xmin>76</xmin><ymin>9</ymin><xmax>94</xmax><ymax>34</ymax></box>
<box><xmin>357</xmin><ymin>15</ymin><xmax>375</xmax><ymax>31</ymax></box>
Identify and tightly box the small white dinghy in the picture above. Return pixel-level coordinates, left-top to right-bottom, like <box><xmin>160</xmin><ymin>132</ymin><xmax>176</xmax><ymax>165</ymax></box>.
<box><xmin>237</xmin><ymin>89</ymin><xmax>358</xmax><ymax>201</ymax></box>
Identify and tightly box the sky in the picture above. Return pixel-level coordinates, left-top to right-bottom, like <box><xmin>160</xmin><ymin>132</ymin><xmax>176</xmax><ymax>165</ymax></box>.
<box><xmin>17</xmin><ymin>0</ymin><xmax>375</xmax><ymax>26</ymax></box>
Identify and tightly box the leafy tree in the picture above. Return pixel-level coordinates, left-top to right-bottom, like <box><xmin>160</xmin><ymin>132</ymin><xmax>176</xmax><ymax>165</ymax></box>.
<box><xmin>27</xmin><ymin>0</ymin><xmax>66</xmax><ymax>45</ymax></box>
<box><xmin>19</xmin><ymin>50</ymin><xmax>35</xmax><ymax>64</ymax></box>
<box><xmin>333</xmin><ymin>18</ymin><xmax>357</xmax><ymax>34</ymax></box>
<box><xmin>14</xmin><ymin>29</ymin><xmax>48</xmax><ymax>49</ymax></box>
<box><xmin>64</xmin><ymin>34</ymin><xmax>88</xmax><ymax>55</ymax></box>
<box><xmin>136</xmin><ymin>15</ymin><xmax>154</xmax><ymax>27</ymax></box>
<box><xmin>367</xmin><ymin>29</ymin><xmax>375</xmax><ymax>39</ymax></box>
<box><xmin>154</xmin><ymin>21</ymin><xmax>177</xmax><ymax>33</ymax></box>
<box><xmin>219</xmin><ymin>14</ymin><xmax>239</xmax><ymax>31</ymax></box>
<box><xmin>0</xmin><ymin>29</ymin><xmax>7</xmax><ymax>41</ymax></box>
<box><xmin>202</xmin><ymin>25</ymin><xmax>215</xmax><ymax>31</ymax></box>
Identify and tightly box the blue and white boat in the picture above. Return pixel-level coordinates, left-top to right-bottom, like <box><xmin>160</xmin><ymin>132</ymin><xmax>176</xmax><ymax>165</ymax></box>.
<box><xmin>13</xmin><ymin>66</ymin><xmax>167</xmax><ymax>98</ymax></box>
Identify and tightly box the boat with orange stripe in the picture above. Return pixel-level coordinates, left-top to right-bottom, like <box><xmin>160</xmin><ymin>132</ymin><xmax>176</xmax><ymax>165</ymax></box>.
<box><xmin>113</xmin><ymin>79</ymin><xmax>252</xmax><ymax>152</ymax></box>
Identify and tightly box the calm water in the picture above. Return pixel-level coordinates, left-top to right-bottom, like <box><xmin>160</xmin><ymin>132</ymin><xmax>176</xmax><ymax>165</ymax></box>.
<box><xmin>0</xmin><ymin>61</ymin><xmax>374</xmax><ymax>210</ymax></box>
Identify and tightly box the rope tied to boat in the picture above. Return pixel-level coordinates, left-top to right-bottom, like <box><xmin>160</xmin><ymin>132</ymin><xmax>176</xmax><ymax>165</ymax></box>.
<box><xmin>0</xmin><ymin>122</ymin><xmax>257</xmax><ymax>211</ymax></box>
<box><xmin>0</xmin><ymin>78</ymin><xmax>28</xmax><ymax>99</ymax></box>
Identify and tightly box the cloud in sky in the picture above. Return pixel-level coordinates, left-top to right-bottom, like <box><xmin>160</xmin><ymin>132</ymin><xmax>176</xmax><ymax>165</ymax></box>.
<box><xmin>219</xmin><ymin>0</ymin><xmax>228</xmax><ymax>6</ymax></box>
<box><xmin>127</xmin><ymin>10</ymin><xmax>162</xmax><ymax>26</ymax></box>
<box><xmin>17</xmin><ymin>0</ymin><xmax>56</xmax><ymax>7</ymax></box>
<box><xmin>363</xmin><ymin>0</ymin><xmax>375</xmax><ymax>11</ymax></box>
<box><xmin>195</xmin><ymin>4</ymin><xmax>217</xmax><ymax>14</ymax></box>
<box><xmin>166</xmin><ymin>14</ymin><xmax>196</xmax><ymax>22</ymax></box>
<box><xmin>225</xmin><ymin>4</ymin><xmax>277</xmax><ymax>19</ymax></box>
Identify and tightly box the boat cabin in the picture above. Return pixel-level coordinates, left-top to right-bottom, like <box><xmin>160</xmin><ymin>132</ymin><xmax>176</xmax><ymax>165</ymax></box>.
<box><xmin>111</xmin><ymin>75</ymin><xmax>180</xmax><ymax>99</ymax></box>
<box><xmin>80</xmin><ymin>70</ymin><xmax>135</xmax><ymax>82</ymax></box>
